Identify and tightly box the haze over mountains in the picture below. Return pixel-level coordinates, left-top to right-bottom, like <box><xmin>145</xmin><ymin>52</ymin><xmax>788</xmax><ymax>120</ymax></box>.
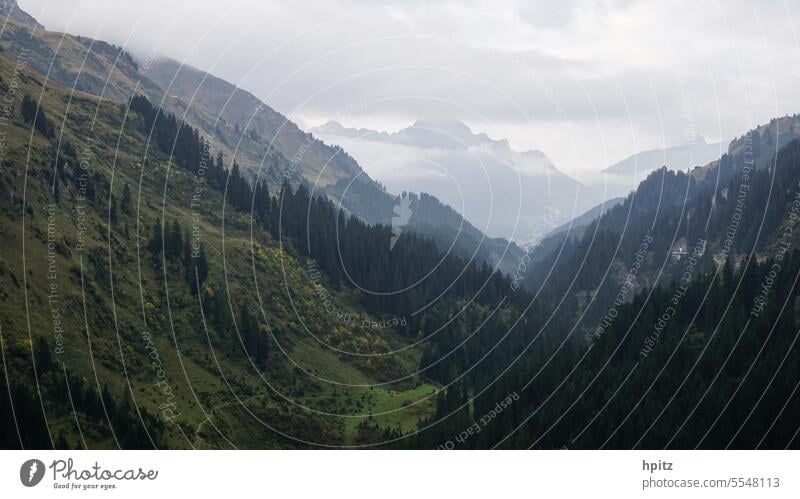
<box><xmin>312</xmin><ymin>119</ymin><xmax>601</xmax><ymax>243</ymax></box>
<box><xmin>0</xmin><ymin>5</ymin><xmax>525</xmax><ymax>273</ymax></box>
<box><xmin>311</xmin><ymin>119</ymin><xmax>733</xmax><ymax>244</ymax></box>
<box><xmin>143</xmin><ymin>62</ymin><xmax>534</xmax><ymax>271</ymax></box>
<box><xmin>2</xmin><ymin>0</ymin><xmax>799</xmax><ymax>453</ymax></box>
<box><xmin>0</xmin><ymin>0</ymin><xmax>735</xmax><ymax>251</ymax></box>
<box><xmin>601</xmin><ymin>135</ymin><xmax>728</xmax><ymax>188</ymax></box>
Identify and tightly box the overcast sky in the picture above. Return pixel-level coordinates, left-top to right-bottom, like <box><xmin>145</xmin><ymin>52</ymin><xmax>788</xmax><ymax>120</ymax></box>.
<box><xmin>18</xmin><ymin>0</ymin><xmax>800</xmax><ymax>177</ymax></box>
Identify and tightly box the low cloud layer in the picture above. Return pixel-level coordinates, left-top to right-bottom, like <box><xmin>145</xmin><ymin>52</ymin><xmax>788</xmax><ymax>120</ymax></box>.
<box><xmin>312</xmin><ymin>119</ymin><xmax>600</xmax><ymax>242</ymax></box>
<box><xmin>20</xmin><ymin>0</ymin><xmax>800</xmax><ymax>174</ymax></box>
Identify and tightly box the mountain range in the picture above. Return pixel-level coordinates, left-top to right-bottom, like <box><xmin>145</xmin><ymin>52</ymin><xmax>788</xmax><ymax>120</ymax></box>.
<box><xmin>0</xmin><ymin>2</ymin><xmax>524</xmax><ymax>273</ymax></box>
<box><xmin>602</xmin><ymin>136</ymin><xmax>726</xmax><ymax>177</ymax></box>
<box><xmin>0</xmin><ymin>1</ymin><xmax>798</xmax><ymax>450</ymax></box>
<box><xmin>311</xmin><ymin>119</ymin><xmax>602</xmax><ymax>243</ymax></box>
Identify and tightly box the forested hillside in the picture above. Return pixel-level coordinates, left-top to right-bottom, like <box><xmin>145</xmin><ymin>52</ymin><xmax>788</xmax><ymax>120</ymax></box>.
<box><xmin>0</xmin><ymin>13</ymin><xmax>524</xmax><ymax>274</ymax></box>
<box><xmin>0</xmin><ymin>48</ymin><xmax>543</xmax><ymax>448</ymax></box>
<box><xmin>0</xmin><ymin>3</ymin><xmax>798</xmax><ymax>451</ymax></box>
<box><xmin>0</xmin><ymin>50</ymin><xmax>443</xmax><ymax>448</ymax></box>
<box><xmin>523</xmin><ymin>116</ymin><xmax>800</xmax><ymax>338</ymax></box>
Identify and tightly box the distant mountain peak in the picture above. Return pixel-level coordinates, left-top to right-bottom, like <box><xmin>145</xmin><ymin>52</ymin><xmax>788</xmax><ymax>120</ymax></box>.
<box><xmin>410</xmin><ymin>118</ymin><xmax>472</xmax><ymax>133</ymax></box>
<box><xmin>0</xmin><ymin>0</ymin><xmax>43</xmax><ymax>29</ymax></box>
<box><xmin>405</xmin><ymin>118</ymin><xmax>499</xmax><ymax>147</ymax></box>
<box><xmin>312</xmin><ymin>120</ymin><xmax>389</xmax><ymax>141</ymax></box>
<box><xmin>320</xmin><ymin>119</ymin><xmax>346</xmax><ymax>130</ymax></box>
<box><xmin>311</xmin><ymin>118</ymin><xmax>558</xmax><ymax>172</ymax></box>
<box><xmin>314</xmin><ymin>118</ymin><xmax>508</xmax><ymax>148</ymax></box>
<box><xmin>602</xmin><ymin>137</ymin><xmax>726</xmax><ymax>176</ymax></box>
<box><xmin>309</xmin><ymin>117</ymin><xmax>590</xmax><ymax>242</ymax></box>
<box><xmin>313</xmin><ymin>120</ymin><xmax>347</xmax><ymax>135</ymax></box>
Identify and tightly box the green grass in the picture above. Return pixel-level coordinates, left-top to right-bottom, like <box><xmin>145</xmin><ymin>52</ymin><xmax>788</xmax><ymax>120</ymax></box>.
<box><xmin>0</xmin><ymin>49</ymin><xmax>436</xmax><ymax>448</ymax></box>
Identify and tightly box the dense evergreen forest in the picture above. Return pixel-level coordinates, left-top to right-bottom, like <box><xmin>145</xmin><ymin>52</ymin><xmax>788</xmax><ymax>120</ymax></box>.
<box><xmin>412</xmin><ymin>250</ymin><xmax>800</xmax><ymax>449</ymax></box>
<box><xmin>127</xmin><ymin>95</ymin><xmax>800</xmax><ymax>449</ymax></box>
<box><xmin>2</xmin><ymin>73</ymin><xmax>798</xmax><ymax>450</ymax></box>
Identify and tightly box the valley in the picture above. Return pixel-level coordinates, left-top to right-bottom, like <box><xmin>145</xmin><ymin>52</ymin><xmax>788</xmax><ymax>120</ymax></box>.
<box><xmin>0</xmin><ymin>1</ymin><xmax>798</xmax><ymax>451</ymax></box>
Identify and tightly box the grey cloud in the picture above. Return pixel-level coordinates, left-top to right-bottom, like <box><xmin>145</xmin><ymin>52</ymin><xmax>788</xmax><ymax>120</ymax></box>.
<box><xmin>18</xmin><ymin>0</ymin><xmax>800</xmax><ymax>172</ymax></box>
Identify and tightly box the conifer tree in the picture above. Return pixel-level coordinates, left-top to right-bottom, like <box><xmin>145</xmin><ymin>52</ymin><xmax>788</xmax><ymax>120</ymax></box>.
<box><xmin>121</xmin><ymin>183</ymin><xmax>132</xmax><ymax>215</ymax></box>
<box><xmin>167</xmin><ymin>219</ymin><xmax>182</xmax><ymax>259</ymax></box>
<box><xmin>148</xmin><ymin>218</ymin><xmax>163</xmax><ymax>257</ymax></box>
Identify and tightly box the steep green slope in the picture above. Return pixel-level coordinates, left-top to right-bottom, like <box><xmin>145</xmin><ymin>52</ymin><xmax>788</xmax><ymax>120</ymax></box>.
<box><xmin>0</xmin><ymin>15</ymin><xmax>161</xmax><ymax>104</ymax></box>
<box><xmin>146</xmin><ymin>58</ymin><xmax>362</xmax><ymax>188</ymax></box>
<box><xmin>0</xmin><ymin>9</ymin><xmax>525</xmax><ymax>274</ymax></box>
<box><xmin>524</xmin><ymin>115</ymin><xmax>800</xmax><ymax>335</ymax></box>
<box><xmin>144</xmin><ymin>58</ymin><xmax>527</xmax><ymax>273</ymax></box>
<box><xmin>0</xmin><ymin>50</ymin><xmax>435</xmax><ymax>449</ymax></box>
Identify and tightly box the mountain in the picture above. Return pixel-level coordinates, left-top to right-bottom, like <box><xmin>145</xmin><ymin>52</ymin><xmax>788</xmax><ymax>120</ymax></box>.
<box><xmin>603</xmin><ymin>136</ymin><xmax>726</xmax><ymax>176</ymax></box>
<box><xmin>0</xmin><ymin>0</ymin><xmax>41</xmax><ymax>29</ymax></box>
<box><xmin>0</xmin><ymin>7</ymin><xmax>524</xmax><ymax>273</ymax></box>
<box><xmin>3</xmin><ymin>45</ymin><xmax>797</xmax><ymax>449</ymax></box>
<box><xmin>143</xmin><ymin>63</ymin><xmax>525</xmax><ymax>271</ymax></box>
<box><xmin>693</xmin><ymin>114</ymin><xmax>800</xmax><ymax>181</ymax></box>
<box><xmin>0</xmin><ymin>11</ymin><xmax>160</xmax><ymax>103</ymax></box>
<box><xmin>0</xmin><ymin>48</ymin><xmax>524</xmax><ymax>448</ymax></box>
<box><xmin>2</xmin><ymin>3</ymin><xmax>797</xmax><ymax>451</ymax></box>
<box><xmin>582</xmin><ymin>137</ymin><xmax>728</xmax><ymax>202</ymax></box>
<box><xmin>544</xmin><ymin>196</ymin><xmax>626</xmax><ymax>239</ymax></box>
<box><xmin>144</xmin><ymin>58</ymin><xmax>362</xmax><ymax>188</ymax></box>
<box><xmin>524</xmin><ymin>113</ymin><xmax>800</xmax><ymax>312</ymax></box>
<box><xmin>533</xmin><ymin>116</ymin><xmax>800</xmax><ymax>301</ymax></box>
<box><xmin>311</xmin><ymin>119</ymin><xmax>599</xmax><ymax>243</ymax></box>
